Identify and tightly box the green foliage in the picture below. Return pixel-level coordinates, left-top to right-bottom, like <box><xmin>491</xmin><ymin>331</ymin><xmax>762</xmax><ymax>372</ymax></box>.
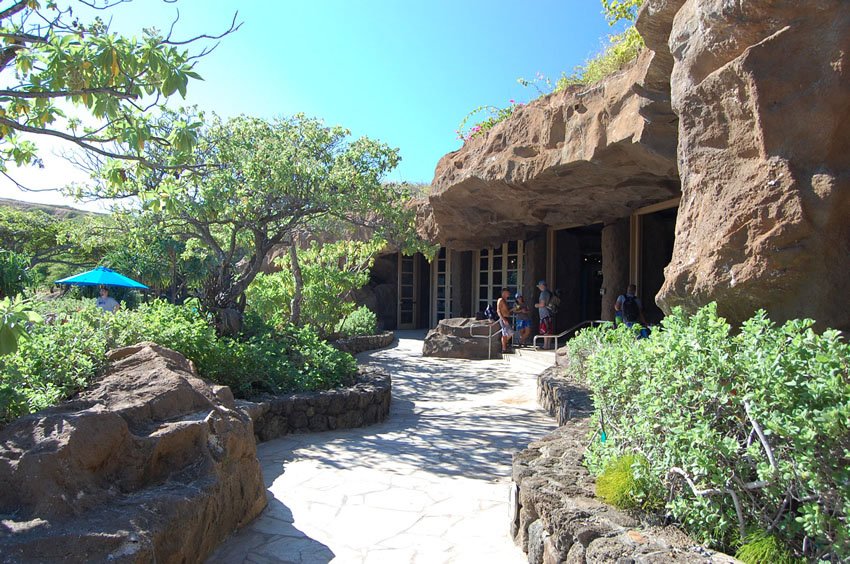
<box><xmin>555</xmin><ymin>27</ymin><xmax>644</xmax><ymax>89</ymax></box>
<box><xmin>0</xmin><ymin>250</ymin><xmax>31</xmax><ymax>297</ymax></box>
<box><xmin>0</xmin><ymin>298</ymin><xmax>356</xmax><ymax>426</ymax></box>
<box><xmin>247</xmin><ymin>239</ymin><xmax>383</xmax><ymax>337</ymax></box>
<box><xmin>571</xmin><ymin>304</ymin><xmax>850</xmax><ymax>559</ymax></box>
<box><xmin>337</xmin><ymin>306</ymin><xmax>378</xmax><ymax>338</ymax></box>
<box><xmin>735</xmin><ymin>531</ymin><xmax>803</xmax><ymax>564</ymax></box>
<box><xmin>0</xmin><ymin>1</ymin><xmax>226</xmax><ymax>176</ymax></box>
<box><xmin>601</xmin><ymin>0</ymin><xmax>644</xmax><ymax>25</ymax></box>
<box><xmin>595</xmin><ymin>454</ymin><xmax>661</xmax><ymax>510</ymax></box>
<box><xmin>78</xmin><ymin>113</ymin><xmax>426</xmax><ymax>326</ymax></box>
<box><xmin>0</xmin><ymin>295</ymin><xmax>42</xmax><ymax>355</ymax></box>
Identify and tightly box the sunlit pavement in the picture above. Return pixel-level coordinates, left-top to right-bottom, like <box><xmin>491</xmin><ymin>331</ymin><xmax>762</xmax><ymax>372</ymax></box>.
<box><xmin>208</xmin><ymin>330</ymin><xmax>557</xmax><ymax>563</ymax></box>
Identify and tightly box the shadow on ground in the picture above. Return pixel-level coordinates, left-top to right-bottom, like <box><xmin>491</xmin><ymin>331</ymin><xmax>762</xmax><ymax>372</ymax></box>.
<box><xmin>207</xmin><ymin>497</ymin><xmax>334</xmax><ymax>563</ymax></box>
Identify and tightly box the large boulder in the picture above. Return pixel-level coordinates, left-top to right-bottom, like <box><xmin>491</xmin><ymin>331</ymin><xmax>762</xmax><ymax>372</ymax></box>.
<box><xmin>423</xmin><ymin>317</ymin><xmax>502</xmax><ymax>359</ymax></box>
<box><xmin>644</xmin><ymin>0</ymin><xmax>850</xmax><ymax>330</ymax></box>
<box><xmin>0</xmin><ymin>343</ymin><xmax>267</xmax><ymax>563</ymax></box>
<box><xmin>420</xmin><ymin>47</ymin><xmax>680</xmax><ymax>250</ymax></box>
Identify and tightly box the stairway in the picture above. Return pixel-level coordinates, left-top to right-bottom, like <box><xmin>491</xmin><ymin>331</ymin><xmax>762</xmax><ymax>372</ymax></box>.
<box><xmin>502</xmin><ymin>345</ymin><xmax>557</xmax><ymax>374</ymax></box>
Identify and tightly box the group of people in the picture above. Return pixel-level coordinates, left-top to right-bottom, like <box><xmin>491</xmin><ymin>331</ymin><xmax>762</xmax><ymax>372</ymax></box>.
<box><xmin>496</xmin><ymin>280</ymin><xmax>555</xmax><ymax>354</ymax></box>
<box><xmin>495</xmin><ymin>281</ymin><xmax>648</xmax><ymax>354</ymax></box>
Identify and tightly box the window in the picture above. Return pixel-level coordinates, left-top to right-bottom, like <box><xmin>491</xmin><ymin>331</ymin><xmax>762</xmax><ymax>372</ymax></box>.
<box><xmin>476</xmin><ymin>241</ymin><xmax>523</xmax><ymax>313</ymax></box>
<box><xmin>432</xmin><ymin>247</ymin><xmax>452</xmax><ymax>325</ymax></box>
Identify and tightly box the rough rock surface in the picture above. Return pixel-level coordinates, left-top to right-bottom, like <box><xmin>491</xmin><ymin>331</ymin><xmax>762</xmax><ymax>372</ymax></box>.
<box><xmin>512</xmin><ymin>372</ymin><xmax>739</xmax><ymax>563</ymax></box>
<box><xmin>332</xmin><ymin>331</ymin><xmax>395</xmax><ymax>355</ymax></box>
<box><xmin>0</xmin><ymin>343</ymin><xmax>266</xmax><ymax>564</ymax></box>
<box><xmin>239</xmin><ymin>366</ymin><xmax>392</xmax><ymax>442</ymax></box>
<box><xmin>643</xmin><ymin>0</ymin><xmax>850</xmax><ymax>330</ymax></box>
<box><xmin>421</xmin><ymin>47</ymin><xmax>680</xmax><ymax>250</ymax></box>
<box><xmin>422</xmin><ymin>317</ymin><xmax>502</xmax><ymax>359</ymax></box>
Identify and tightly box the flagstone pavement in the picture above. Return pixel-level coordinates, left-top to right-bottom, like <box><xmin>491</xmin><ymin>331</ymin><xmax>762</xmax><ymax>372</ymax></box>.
<box><xmin>208</xmin><ymin>330</ymin><xmax>557</xmax><ymax>563</ymax></box>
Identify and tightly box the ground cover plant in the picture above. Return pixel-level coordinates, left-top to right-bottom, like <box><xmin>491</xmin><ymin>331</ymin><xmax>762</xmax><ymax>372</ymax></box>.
<box><xmin>565</xmin><ymin>304</ymin><xmax>849</xmax><ymax>561</ymax></box>
<box><xmin>0</xmin><ymin>297</ymin><xmax>356</xmax><ymax>426</ymax></box>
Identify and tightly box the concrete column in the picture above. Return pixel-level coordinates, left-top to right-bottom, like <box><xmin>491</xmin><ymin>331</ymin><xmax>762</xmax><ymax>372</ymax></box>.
<box><xmin>601</xmin><ymin>219</ymin><xmax>630</xmax><ymax>321</ymax></box>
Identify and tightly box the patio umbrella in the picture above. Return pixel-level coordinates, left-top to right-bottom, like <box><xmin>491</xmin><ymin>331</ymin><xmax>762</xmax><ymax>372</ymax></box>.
<box><xmin>55</xmin><ymin>266</ymin><xmax>149</xmax><ymax>290</ymax></box>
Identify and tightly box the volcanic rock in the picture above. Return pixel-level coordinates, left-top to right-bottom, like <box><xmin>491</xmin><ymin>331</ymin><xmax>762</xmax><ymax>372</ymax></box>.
<box><xmin>0</xmin><ymin>343</ymin><xmax>266</xmax><ymax>563</ymax></box>
<box><xmin>423</xmin><ymin>317</ymin><xmax>503</xmax><ymax>359</ymax></box>
<box><xmin>646</xmin><ymin>0</ymin><xmax>850</xmax><ymax>330</ymax></box>
<box><xmin>422</xmin><ymin>47</ymin><xmax>680</xmax><ymax>250</ymax></box>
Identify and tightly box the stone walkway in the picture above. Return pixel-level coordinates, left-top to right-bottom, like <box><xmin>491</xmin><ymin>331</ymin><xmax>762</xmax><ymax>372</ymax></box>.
<box><xmin>209</xmin><ymin>331</ymin><xmax>556</xmax><ymax>563</ymax></box>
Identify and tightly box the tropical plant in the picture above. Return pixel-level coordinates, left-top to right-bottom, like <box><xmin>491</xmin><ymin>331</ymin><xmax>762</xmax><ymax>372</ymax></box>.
<box><xmin>0</xmin><ymin>249</ymin><xmax>31</xmax><ymax>297</ymax></box>
<box><xmin>336</xmin><ymin>305</ymin><xmax>378</xmax><ymax>338</ymax></box>
<box><xmin>0</xmin><ymin>295</ymin><xmax>42</xmax><ymax>354</ymax></box>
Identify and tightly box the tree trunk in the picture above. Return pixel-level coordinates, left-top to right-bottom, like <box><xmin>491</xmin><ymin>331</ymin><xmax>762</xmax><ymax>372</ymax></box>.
<box><xmin>289</xmin><ymin>243</ymin><xmax>303</xmax><ymax>326</ymax></box>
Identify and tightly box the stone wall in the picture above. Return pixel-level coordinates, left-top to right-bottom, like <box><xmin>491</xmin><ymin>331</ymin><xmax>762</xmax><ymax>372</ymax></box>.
<box><xmin>332</xmin><ymin>331</ymin><xmax>395</xmax><ymax>355</ymax></box>
<box><xmin>240</xmin><ymin>367</ymin><xmax>392</xmax><ymax>443</ymax></box>
<box><xmin>536</xmin><ymin>367</ymin><xmax>593</xmax><ymax>426</ymax></box>
<box><xmin>512</xmin><ymin>370</ymin><xmax>738</xmax><ymax>563</ymax></box>
<box><xmin>0</xmin><ymin>343</ymin><xmax>267</xmax><ymax>564</ymax></box>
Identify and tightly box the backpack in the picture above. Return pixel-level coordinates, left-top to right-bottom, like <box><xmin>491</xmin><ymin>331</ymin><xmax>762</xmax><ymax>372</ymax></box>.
<box><xmin>484</xmin><ymin>302</ymin><xmax>499</xmax><ymax>321</ymax></box>
<box><xmin>547</xmin><ymin>292</ymin><xmax>561</xmax><ymax>315</ymax></box>
<box><xmin>622</xmin><ymin>295</ymin><xmax>640</xmax><ymax>323</ymax></box>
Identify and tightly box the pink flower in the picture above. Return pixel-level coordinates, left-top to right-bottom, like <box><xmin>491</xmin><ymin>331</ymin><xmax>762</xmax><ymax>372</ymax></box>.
<box><xmin>509</xmin><ymin>99</ymin><xmax>515</xmax><ymax>104</ymax></box>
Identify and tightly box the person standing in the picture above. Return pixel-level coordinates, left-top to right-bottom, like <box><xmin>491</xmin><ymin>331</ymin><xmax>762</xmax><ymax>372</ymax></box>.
<box><xmin>96</xmin><ymin>286</ymin><xmax>120</xmax><ymax>313</ymax></box>
<box><xmin>535</xmin><ymin>280</ymin><xmax>553</xmax><ymax>348</ymax></box>
<box><xmin>497</xmin><ymin>287</ymin><xmax>514</xmax><ymax>354</ymax></box>
<box><xmin>614</xmin><ymin>284</ymin><xmax>646</xmax><ymax>326</ymax></box>
<box><xmin>513</xmin><ymin>292</ymin><xmax>532</xmax><ymax>346</ymax></box>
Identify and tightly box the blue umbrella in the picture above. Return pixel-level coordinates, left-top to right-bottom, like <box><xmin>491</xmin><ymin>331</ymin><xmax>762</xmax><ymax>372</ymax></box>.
<box><xmin>55</xmin><ymin>266</ymin><xmax>149</xmax><ymax>289</ymax></box>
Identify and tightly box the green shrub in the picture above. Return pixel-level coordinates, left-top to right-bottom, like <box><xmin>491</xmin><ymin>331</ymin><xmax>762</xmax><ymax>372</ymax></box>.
<box><xmin>596</xmin><ymin>453</ymin><xmax>661</xmax><ymax>510</ymax></box>
<box><xmin>336</xmin><ymin>306</ymin><xmax>378</xmax><ymax>338</ymax></box>
<box><xmin>556</xmin><ymin>27</ymin><xmax>644</xmax><ymax>89</ymax></box>
<box><xmin>573</xmin><ymin>304</ymin><xmax>850</xmax><ymax>560</ymax></box>
<box><xmin>735</xmin><ymin>531</ymin><xmax>802</xmax><ymax>564</ymax></box>
<box><xmin>1</xmin><ymin>298</ymin><xmax>357</xmax><ymax>426</ymax></box>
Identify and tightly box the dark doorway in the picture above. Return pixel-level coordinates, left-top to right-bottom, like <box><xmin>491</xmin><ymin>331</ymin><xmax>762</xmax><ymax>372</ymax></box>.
<box><xmin>553</xmin><ymin>224</ymin><xmax>603</xmax><ymax>332</ymax></box>
<box><xmin>416</xmin><ymin>254</ymin><xmax>431</xmax><ymax>330</ymax></box>
<box><xmin>640</xmin><ymin>207</ymin><xmax>677</xmax><ymax>324</ymax></box>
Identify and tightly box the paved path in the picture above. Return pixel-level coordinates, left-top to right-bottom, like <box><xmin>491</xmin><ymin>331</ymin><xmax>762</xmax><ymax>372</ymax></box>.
<box><xmin>209</xmin><ymin>331</ymin><xmax>556</xmax><ymax>563</ymax></box>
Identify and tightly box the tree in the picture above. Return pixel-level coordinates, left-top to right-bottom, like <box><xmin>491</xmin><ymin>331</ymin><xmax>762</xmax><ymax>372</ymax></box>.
<box><xmin>83</xmin><ymin>114</ymin><xmax>427</xmax><ymax>333</ymax></box>
<box><xmin>0</xmin><ymin>0</ymin><xmax>238</xmax><ymax>187</ymax></box>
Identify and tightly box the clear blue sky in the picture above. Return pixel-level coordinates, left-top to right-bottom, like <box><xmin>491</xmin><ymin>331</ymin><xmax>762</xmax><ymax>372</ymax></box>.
<box><xmin>1</xmin><ymin>0</ymin><xmax>617</xmax><ymax>206</ymax></box>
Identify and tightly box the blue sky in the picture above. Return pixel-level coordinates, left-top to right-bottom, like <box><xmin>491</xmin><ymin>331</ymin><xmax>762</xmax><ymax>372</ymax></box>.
<box><xmin>0</xmin><ymin>0</ymin><xmax>616</xmax><ymax>207</ymax></box>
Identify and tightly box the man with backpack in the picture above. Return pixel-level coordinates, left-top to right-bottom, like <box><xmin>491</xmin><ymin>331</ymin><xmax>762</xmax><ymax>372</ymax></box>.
<box><xmin>615</xmin><ymin>284</ymin><xmax>648</xmax><ymax>335</ymax></box>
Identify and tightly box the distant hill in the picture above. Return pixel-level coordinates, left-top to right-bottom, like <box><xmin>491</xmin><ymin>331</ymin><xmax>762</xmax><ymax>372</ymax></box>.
<box><xmin>0</xmin><ymin>197</ymin><xmax>100</xmax><ymax>219</ymax></box>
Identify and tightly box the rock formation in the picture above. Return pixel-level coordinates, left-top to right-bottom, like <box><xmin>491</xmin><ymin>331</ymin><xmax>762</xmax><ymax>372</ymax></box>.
<box><xmin>423</xmin><ymin>317</ymin><xmax>503</xmax><ymax>359</ymax></box>
<box><xmin>641</xmin><ymin>0</ymin><xmax>850</xmax><ymax>330</ymax></box>
<box><xmin>421</xmin><ymin>47</ymin><xmax>680</xmax><ymax>250</ymax></box>
<box><xmin>0</xmin><ymin>343</ymin><xmax>266</xmax><ymax>563</ymax></box>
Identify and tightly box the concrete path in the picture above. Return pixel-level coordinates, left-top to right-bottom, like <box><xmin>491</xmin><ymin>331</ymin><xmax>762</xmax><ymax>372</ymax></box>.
<box><xmin>209</xmin><ymin>331</ymin><xmax>557</xmax><ymax>563</ymax></box>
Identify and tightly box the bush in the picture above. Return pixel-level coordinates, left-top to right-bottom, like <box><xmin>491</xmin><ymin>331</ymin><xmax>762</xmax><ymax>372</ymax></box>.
<box><xmin>336</xmin><ymin>306</ymin><xmax>378</xmax><ymax>338</ymax></box>
<box><xmin>570</xmin><ymin>304</ymin><xmax>850</xmax><ymax>560</ymax></box>
<box><xmin>736</xmin><ymin>531</ymin><xmax>803</xmax><ymax>564</ymax></box>
<box><xmin>0</xmin><ymin>298</ymin><xmax>357</xmax><ymax>426</ymax></box>
<box><xmin>595</xmin><ymin>453</ymin><xmax>660</xmax><ymax>510</ymax></box>
<box><xmin>0</xmin><ymin>250</ymin><xmax>31</xmax><ymax>298</ymax></box>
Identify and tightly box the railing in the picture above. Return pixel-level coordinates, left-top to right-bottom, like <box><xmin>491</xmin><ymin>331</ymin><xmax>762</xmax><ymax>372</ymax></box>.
<box><xmin>468</xmin><ymin>321</ymin><xmax>503</xmax><ymax>360</ymax></box>
<box><xmin>532</xmin><ymin>319</ymin><xmax>607</xmax><ymax>364</ymax></box>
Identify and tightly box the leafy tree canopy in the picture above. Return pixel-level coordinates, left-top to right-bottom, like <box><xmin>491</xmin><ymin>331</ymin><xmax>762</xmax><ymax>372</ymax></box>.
<box><xmin>79</xmin><ymin>113</ymin><xmax>430</xmax><ymax>331</ymax></box>
<box><xmin>0</xmin><ymin>0</ymin><xmax>237</xmax><ymax>186</ymax></box>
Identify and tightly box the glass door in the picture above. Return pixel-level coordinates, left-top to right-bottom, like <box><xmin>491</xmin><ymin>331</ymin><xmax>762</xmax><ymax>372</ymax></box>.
<box><xmin>398</xmin><ymin>254</ymin><xmax>418</xmax><ymax>329</ymax></box>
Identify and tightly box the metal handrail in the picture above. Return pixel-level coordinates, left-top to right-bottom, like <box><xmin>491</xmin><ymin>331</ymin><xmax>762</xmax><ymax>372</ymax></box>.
<box><xmin>468</xmin><ymin>320</ymin><xmax>502</xmax><ymax>360</ymax></box>
<box><xmin>532</xmin><ymin>319</ymin><xmax>607</xmax><ymax>360</ymax></box>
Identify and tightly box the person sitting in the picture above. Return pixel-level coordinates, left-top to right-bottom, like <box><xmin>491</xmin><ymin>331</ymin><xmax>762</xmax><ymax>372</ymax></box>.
<box><xmin>513</xmin><ymin>292</ymin><xmax>532</xmax><ymax>346</ymax></box>
<box><xmin>496</xmin><ymin>287</ymin><xmax>514</xmax><ymax>354</ymax></box>
<box><xmin>96</xmin><ymin>286</ymin><xmax>120</xmax><ymax>313</ymax></box>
